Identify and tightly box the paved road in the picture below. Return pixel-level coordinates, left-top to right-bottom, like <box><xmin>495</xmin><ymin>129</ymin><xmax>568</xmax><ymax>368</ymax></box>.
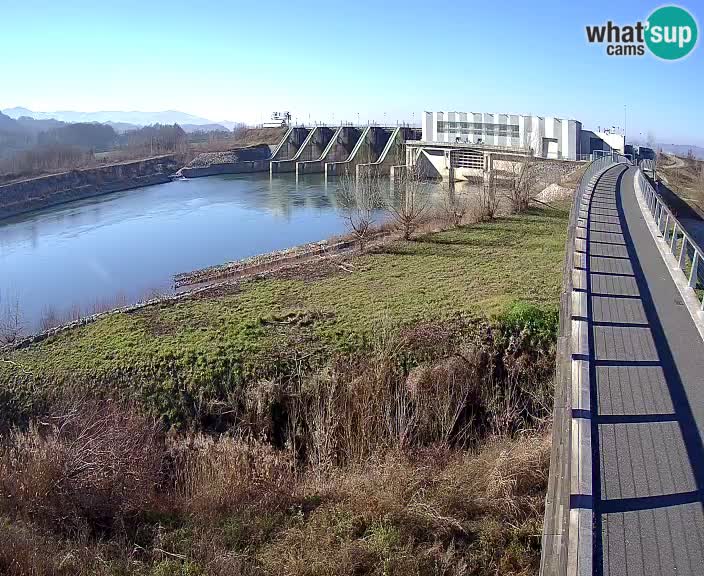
<box><xmin>583</xmin><ymin>165</ymin><xmax>704</xmax><ymax>575</ymax></box>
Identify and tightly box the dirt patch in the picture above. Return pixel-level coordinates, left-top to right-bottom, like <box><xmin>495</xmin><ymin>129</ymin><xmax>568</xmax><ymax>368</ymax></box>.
<box><xmin>138</xmin><ymin>308</ymin><xmax>179</xmax><ymax>337</ymax></box>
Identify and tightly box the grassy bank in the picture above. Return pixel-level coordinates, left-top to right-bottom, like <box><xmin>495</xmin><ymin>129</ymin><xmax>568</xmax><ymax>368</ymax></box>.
<box><xmin>658</xmin><ymin>153</ymin><xmax>704</xmax><ymax>213</ymax></box>
<box><xmin>1</xmin><ymin>206</ymin><xmax>568</xmax><ymax>428</ymax></box>
<box><xmin>0</xmin><ymin>203</ymin><xmax>569</xmax><ymax>576</ymax></box>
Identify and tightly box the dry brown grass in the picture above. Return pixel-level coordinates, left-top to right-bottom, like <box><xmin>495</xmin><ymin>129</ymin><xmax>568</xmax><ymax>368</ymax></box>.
<box><xmin>659</xmin><ymin>154</ymin><xmax>704</xmax><ymax>212</ymax></box>
<box><xmin>0</xmin><ymin>310</ymin><xmax>555</xmax><ymax>575</ymax></box>
<box><xmin>172</xmin><ymin>435</ymin><xmax>297</xmax><ymax>518</ymax></box>
<box><xmin>0</xmin><ymin>400</ymin><xmax>163</xmax><ymax>532</ymax></box>
<box><xmin>254</xmin><ymin>434</ymin><xmax>550</xmax><ymax>576</ymax></box>
<box><xmin>190</xmin><ymin>127</ymin><xmax>288</xmax><ymax>154</ymax></box>
<box><xmin>0</xmin><ymin>416</ymin><xmax>550</xmax><ymax>576</ymax></box>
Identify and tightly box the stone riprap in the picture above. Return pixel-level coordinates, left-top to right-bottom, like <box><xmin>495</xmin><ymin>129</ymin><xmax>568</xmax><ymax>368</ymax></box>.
<box><xmin>177</xmin><ymin>145</ymin><xmax>273</xmax><ymax>177</ymax></box>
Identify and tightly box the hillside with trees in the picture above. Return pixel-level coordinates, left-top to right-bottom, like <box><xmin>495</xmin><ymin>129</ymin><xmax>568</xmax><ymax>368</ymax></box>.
<box><xmin>0</xmin><ymin>112</ymin><xmax>192</xmax><ymax>183</ymax></box>
<box><xmin>0</xmin><ymin>111</ymin><xmax>282</xmax><ymax>184</ymax></box>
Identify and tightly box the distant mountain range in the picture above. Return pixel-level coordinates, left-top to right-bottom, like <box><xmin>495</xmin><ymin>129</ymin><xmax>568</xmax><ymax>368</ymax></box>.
<box><xmin>2</xmin><ymin>107</ymin><xmax>237</xmax><ymax>132</ymax></box>
<box><xmin>630</xmin><ymin>139</ymin><xmax>704</xmax><ymax>160</ymax></box>
<box><xmin>656</xmin><ymin>143</ymin><xmax>704</xmax><ymax>160</ymax></box>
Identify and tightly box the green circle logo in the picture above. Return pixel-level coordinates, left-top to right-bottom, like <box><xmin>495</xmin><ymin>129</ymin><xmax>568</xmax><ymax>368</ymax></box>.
<box><xmin>645</xmin><ymin>5</ymin><xmax>698</xmax><ymax>60</ymax></box>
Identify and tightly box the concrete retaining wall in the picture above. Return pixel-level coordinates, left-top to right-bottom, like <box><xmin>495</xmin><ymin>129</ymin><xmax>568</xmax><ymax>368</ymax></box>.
<box><xmin>179</xmin><ymin>160</ymin><xmax>270</xmax><ymax>178</ymax></box>
<box><xmin>0</xmin><ymin>155</ymin><xmax>181</xmax><ymax>220</ymax></box>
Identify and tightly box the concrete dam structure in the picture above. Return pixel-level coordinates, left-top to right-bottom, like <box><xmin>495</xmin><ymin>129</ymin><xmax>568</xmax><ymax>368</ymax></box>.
<box><xmin>295</xmin><ymin>126</ymin><xmax>362</xmax><ymax>177</ymax></box>
<box><xmin>180</xmin><ymin>125</ymin><xmax>421</xmax><ymax>180</ymax></box>
<box><xmin>270</xmin><ymin>126</ymin><xmax>335</xmax><ymax>174</ymax></box>
<box><xmin>356</xmin><ymin>127</ymin><xmax>422</xmax><ymax>179</ymax></box>
<box><xmin>325</xmin><ymin>126</ymin><xmax>393</xmax><ymax>178</ymax></box>
<box><xmin>269</xmin><ymin>126</ymin><xmax>311</xmax><ymax>165</ymax></box>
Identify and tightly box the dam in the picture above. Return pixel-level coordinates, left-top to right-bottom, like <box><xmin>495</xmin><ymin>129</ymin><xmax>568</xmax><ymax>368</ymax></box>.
<box><xmin>179</xmin><ymin>125</ymin><xmax>423</xmax><ymax>180</ymax></box>
<box><xmin>177</xmin><ymin>122</ymin><xmax>580</xmax><ymax>185</ymax></box>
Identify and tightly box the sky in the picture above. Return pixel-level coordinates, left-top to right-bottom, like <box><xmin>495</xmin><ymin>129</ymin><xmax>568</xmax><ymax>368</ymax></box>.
<box><xmin>1</xmin><ymin>0</ymin><xmax>703</xmax><ymax>144</ymax></box>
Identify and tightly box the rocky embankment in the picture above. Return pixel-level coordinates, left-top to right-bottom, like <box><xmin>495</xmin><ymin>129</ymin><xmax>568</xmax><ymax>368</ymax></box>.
<box><xmin>177</xmin><ymin>144</ymin><xmax>273</xmax><ymax>178</ymax></box>
<box><xmin>174</xmin><ymin>237</ymin><xmax>363</xmax><ymax>287</ymax></box>
<box><xmin>0</xmin><ymin>155</ymin><xmax>181</xmax><ymax>219</ymax></box>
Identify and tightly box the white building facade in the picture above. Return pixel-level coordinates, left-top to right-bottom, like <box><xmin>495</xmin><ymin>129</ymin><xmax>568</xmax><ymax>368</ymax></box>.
<box><xmin>422</xmin><ymin>111</ymin><xmax>583</xmax><ymax>161</ymax></box>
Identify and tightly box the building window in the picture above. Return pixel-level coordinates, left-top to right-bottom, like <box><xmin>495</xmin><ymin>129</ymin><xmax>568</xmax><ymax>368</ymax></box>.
<box><xmin>437</xmin><ymin>121</ymin><xmax>519</xmax><ymax>138</ymax></box>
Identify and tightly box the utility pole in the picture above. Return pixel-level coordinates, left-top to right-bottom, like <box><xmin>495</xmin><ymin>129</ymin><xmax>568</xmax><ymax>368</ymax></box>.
<box><xmin>624</xmin><ymin>104</ymin><xmax>627</xmax><ymax>145</ymax></box>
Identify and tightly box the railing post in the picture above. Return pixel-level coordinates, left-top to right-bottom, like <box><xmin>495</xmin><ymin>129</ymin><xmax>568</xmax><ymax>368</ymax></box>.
<box><xmin>690</xmin><ymin>252</ymin><xmax>700</xmax><ymax>289</ymax></box>
<box><xmin>680</xmin><ymin>238</ymin><xmax>689</xmax><ymax>269</ymax></box>
<box><xmin>670</xmin><ymin>224</ymin><xmax>679</xmax><ymax>252</ymax></box>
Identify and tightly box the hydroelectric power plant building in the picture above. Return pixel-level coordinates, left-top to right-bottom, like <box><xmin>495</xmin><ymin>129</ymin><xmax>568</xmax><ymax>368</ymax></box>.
<box><xmin>175</xmin><ymin>111</ymin><xmax>626</xmax><ymax>184</ymax></box>
<box><xmin>421</xmin><ymin>111</ymin><xmax>583</xmax><ymax>160</ymax></box>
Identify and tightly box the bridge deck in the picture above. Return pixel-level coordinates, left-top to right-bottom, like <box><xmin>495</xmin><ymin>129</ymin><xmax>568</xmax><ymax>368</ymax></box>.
<box><xmin>581</xmin><ymin>165</ymin><xmax>704</xmax><ymax>575</ymax></box>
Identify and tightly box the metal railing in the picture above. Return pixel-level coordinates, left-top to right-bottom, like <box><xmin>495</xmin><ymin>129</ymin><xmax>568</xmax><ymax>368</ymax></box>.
<box><xmin>540</xmin><ymin>150</ymin><xmax>630</xmax><ymax>576</ymax></box>
<box><xmin>577</xmin><ymin>152</ymin><xmax>631</xmax><ymax>196</ymax></box>
<box><xmin>637</xmin><ymin>171</ymin><xmax>704</xmax><ymax>306</ymax></box>
<box><xmin>639</xmin><ymin>159</ymin><xmax>656</xmax><ymax>175</ymax></box>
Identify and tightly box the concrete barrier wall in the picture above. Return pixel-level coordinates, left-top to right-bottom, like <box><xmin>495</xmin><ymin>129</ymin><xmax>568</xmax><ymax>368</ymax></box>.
<box><xmin>179</xmin><ymin>160</ymin><xmax>270</xmax><ymax>178</ymax></box>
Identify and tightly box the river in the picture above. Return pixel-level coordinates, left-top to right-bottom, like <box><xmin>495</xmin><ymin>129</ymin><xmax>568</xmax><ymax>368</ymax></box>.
<box><xmin>0</xmin><ymin>173</ymin><xmax>453</xmax><ymax>333</ymax></box>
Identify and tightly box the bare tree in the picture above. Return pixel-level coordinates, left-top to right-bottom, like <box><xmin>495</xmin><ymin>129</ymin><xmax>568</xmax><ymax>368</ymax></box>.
<box><xmin>337</xmin><ymin>171</ymin><xmax>382</xmax><ymax>251</ymax></box>
<box><xmin>439</xmin><ymin>180</ymin><xmax>470</xmax><ymax>226</ymax></box>
<box><xmin>386</xmin><ymin>166</ymin><xmax>430</xmax><ymax>240</ymax></box>
<box><xmin>0</xmin><ymin>298</ymin><xmax>23</xmax><ymax>345</ymax></box>
<box><xmin>474</xmin><ymin>177</ymin><xmax>500</xmax><ymax>222</ymax></box>
<box><xmin>503</xmin><ymin>156</ymin><xmax>539</xmax><ymax>214</ymax></box>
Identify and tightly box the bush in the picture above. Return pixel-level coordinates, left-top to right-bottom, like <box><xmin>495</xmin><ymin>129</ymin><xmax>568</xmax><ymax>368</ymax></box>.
<box><xmin>497</xmin><ymin>302</ymin><xmax>558</xmax><ymax>350</ymax></box>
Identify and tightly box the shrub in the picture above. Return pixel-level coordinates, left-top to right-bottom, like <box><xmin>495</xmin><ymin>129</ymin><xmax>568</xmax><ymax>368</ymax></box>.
<box><xmin>496</xmin><ymin>302</ymin><xmax>558</xmax><ymax>350</ymax></box>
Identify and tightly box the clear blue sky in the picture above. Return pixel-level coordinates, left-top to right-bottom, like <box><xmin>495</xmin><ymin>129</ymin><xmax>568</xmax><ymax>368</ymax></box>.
<box><xmin>2</xmin><ymin>0</ymin><xmax>702</xmax><ymax>144</ymax></box>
